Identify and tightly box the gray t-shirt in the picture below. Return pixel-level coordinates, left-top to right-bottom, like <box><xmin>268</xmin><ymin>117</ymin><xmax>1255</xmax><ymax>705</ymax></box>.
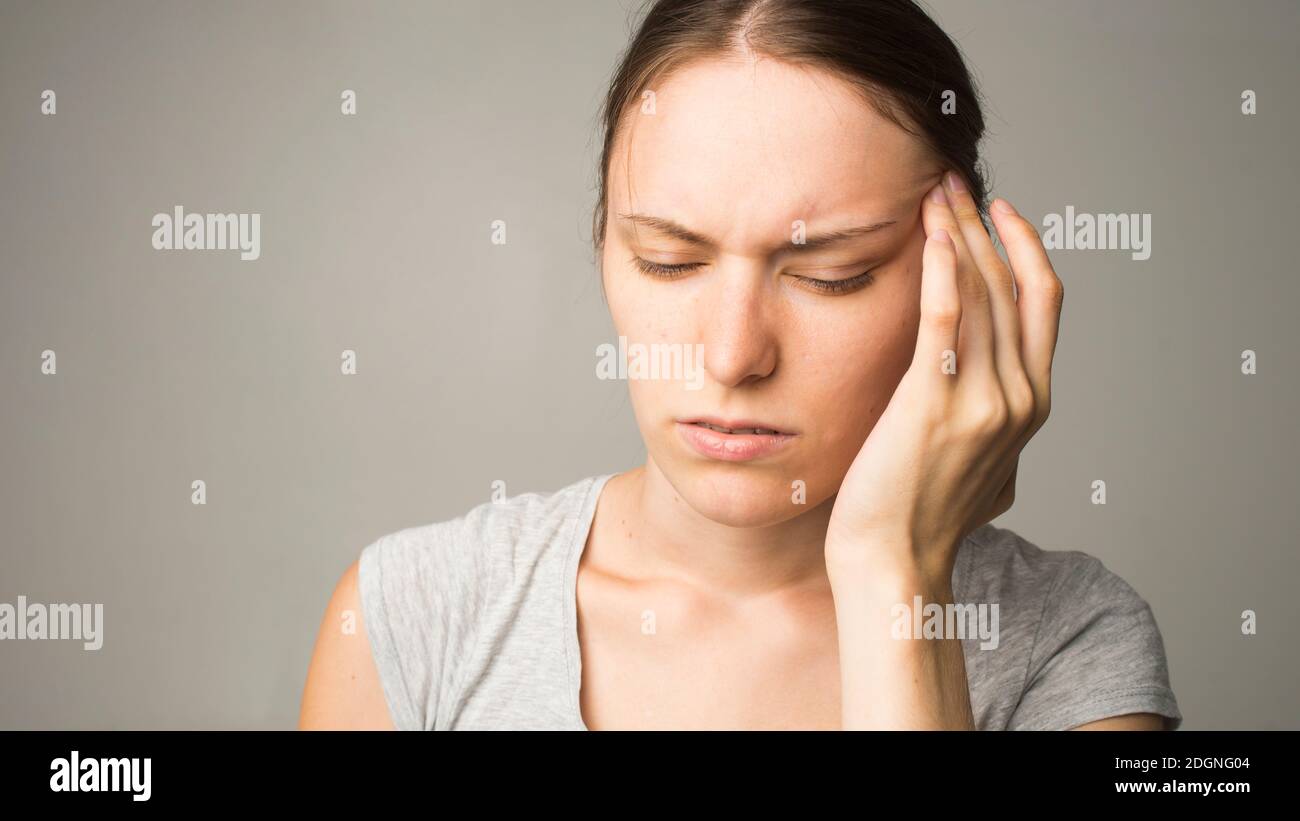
<box><xmin>358</xmin><ymin>473</ymin><xmax>1182</xmax><ymax>730</ymax></box>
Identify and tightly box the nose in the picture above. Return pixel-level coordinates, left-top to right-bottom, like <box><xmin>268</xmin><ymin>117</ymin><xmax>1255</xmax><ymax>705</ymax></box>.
<box><xmin>699</xmin><ymin>262</ymin><xmax>779</xmax><ymax>388</ymax></box>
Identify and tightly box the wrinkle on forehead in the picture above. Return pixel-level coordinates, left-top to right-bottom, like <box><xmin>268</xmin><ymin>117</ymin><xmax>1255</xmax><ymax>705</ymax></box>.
<box><xmin>610</xmin><ymin>55</ymin><xmax>937</xmax><ymax>254</ymax></box>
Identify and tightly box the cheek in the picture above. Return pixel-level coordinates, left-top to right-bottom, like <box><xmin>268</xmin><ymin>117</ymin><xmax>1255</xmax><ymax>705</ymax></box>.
<box><xmin>604</xmin><ymin>248</ymin><xmax>689</xmax><ymax>341</ymax></box>
<box><xmin>794</xmin><ymin>252</ymin><xmax>923</xmax><ymax>441</ymax></box>
<box><xmin>604</xmin><ymin>262</ymin><xmax>691</xmax><ymax>419</ymax></box>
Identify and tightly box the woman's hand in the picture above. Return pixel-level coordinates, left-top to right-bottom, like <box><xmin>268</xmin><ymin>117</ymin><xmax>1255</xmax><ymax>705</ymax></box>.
<box><xmin>825</xmin><ymin>171</ymin><xmax>1063</xmax><ymax>584</ymax></box>
<box><xmin>824</xmin><ymin>171</ymin><xmax>1063</xmax><ymax>729</ymax></box>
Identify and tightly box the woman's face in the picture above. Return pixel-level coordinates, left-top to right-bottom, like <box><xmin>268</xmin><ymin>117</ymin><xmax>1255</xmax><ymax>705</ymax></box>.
<box><xmin>602</xmin><ymin>55</ymin><xmax>944</xmax><ymax>528</ymax></box>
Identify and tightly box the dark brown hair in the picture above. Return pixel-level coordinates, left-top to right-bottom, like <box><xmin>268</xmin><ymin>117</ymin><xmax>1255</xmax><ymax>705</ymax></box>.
<box><xmin>590</xmin><ymin>0</ymin><xmax>990</xmax><ymax>253</ymax></box>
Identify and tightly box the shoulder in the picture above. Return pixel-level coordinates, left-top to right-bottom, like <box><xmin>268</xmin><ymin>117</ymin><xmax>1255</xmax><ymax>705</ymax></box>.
<box><xmin>358</xmin><ymin>473</ymin><xmax>605</xmax><ymax>598</ymax></box>
<box><xmin>959</xmin><ymin>523</ymin><xmax>1155</xmax><ymax>618</ymax></box>
<box><xmin>958</xmin><ymin>523</ymin><xmax>1183</xmax><ymax>730</ymax></box>
<box><xmin>299</xmin><ymin>558</ymin><xmax>394</xmax><ymax>729</ymax></box>
<box><xmin>353</xmin><ymin>473</ymin><xmax>607</xmax><ymax>729</ymax></box>
<box><xmin>958</xmin><ymin>522</ymin><xmax>1093</xmax><ymax>599</ymax></box>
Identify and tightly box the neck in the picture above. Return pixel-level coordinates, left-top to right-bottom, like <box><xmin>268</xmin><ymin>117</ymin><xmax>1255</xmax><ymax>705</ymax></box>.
<box><xmin>604</xmin><ymin>458</ymin><xmax>836</xmax><ymax>601</ymax></box>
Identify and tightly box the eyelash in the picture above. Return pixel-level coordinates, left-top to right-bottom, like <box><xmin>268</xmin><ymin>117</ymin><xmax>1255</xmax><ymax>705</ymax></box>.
<box><xmin>631</xmin><ymin>257</ymin><xmax>876</xmax><ymax>295</ymax></box>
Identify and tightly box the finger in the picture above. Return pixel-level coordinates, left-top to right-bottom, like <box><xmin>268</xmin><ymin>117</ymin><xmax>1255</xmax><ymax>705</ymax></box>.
<box><xmin>942</xmin><ymin>172</ymin><xmax>1027</xmax><ymax>400</ymax></box>
<box><xmin>988</xmin><ymin>198</ymin><xmax>1064</xmax><ymax>421</ymax></box>
<box><xmin>922</xmin><ymin>181</ymin><xmax>995</xmax><ymax>382</ymax></box>
<box><xmin>911</xmin><ymin>225</ymin><xmax>961</xmax><ymax>388</ymax></box>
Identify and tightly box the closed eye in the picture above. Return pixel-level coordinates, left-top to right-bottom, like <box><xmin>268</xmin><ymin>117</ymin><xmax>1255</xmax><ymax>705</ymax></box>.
<box><xmin>631</xmin><ymin>257</ymin><xmax>703</xmax><ymax>279</ymax></box>
<box><xmin>631</xmin><ymin>255</ymin><xmax>877</xmax><ymax>295</ymax></box>
<box><xmin>791</xmin><ymin>269</ymin><xmax>876</xmax><ymax>294</ymax></box>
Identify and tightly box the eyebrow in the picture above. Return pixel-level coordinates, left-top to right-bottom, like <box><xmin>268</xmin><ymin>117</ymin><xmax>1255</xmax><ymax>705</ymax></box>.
<box><xmin>616</xmin><ymin>211</ymin><xmax>898</xmax><ymax>252</ymax></box>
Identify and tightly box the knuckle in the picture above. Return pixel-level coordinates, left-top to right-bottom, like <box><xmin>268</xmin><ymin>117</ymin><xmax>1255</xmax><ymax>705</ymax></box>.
<box><xmin>986</xmin><ymin>262</ymin><xmax>1015</xmax><ymax>291</ymax></box>
<box><xmin>950</xmin><ymin>200</ymin><xmax>980</xmax><ymax>222</ymax></box>
<box><xmin>986</xmin><ymin>401</ymin><xmax>1009</xmax><ymax>433</ymax></box>
<box><xmin>965</xmin><ymin>279</ymin><xmax>991</xmax><ymax>309</ymax></box>
<box><xmin>924</xmin><ymin>301</ymin><xmax>962</xmax><ymax>333</ymax></box>
<box><xmin>969</xmin><ymin>392</ymin><xmax>1008</xmax><ymax>434</ymax></box>
<box><xmin>1041</xmin><ymin>276</ymin><xmax>1065</xmax><ymax>308</ymax></box>
<box><xmin>1006</xmin><ymin>375</ymin><xmax>1036</xmax><ymax>426</ymax></box>
<box><xmin>1037</xmin><ymin>393</ymin><xmax>1052</xmax><ymax>424</ymax></box>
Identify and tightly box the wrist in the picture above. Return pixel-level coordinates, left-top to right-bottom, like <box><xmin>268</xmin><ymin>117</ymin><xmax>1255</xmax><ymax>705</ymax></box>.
<box><xmin>825</xmin><ymin>535</ymin><xmax>957</xmax><ymax>595</ymax></box>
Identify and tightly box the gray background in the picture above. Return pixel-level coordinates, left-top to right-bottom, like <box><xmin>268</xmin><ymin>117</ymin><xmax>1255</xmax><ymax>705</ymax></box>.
<box><xmin>1</xmin><ymin>0</ymin><xmax>1295</xmax><ymax>729</ymax></box>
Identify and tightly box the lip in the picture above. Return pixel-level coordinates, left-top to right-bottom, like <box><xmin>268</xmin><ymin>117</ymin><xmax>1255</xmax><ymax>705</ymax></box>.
<box><xmin>679</xmin><ymin>416</ymin><xmax>795</xmax><ymax>434</ymax></box>
<box><xmin>675</xmin><ymin>416</ymin><xmax>798</xmax><ymax>462</ymax></box>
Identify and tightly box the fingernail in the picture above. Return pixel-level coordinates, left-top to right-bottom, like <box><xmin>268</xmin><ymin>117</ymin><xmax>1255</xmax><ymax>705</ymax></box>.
<box><xmin>930</xmin><ymin>228</ymin><xmax>950</xmax><ymax>244</ymax></box>
<box><xmin>944</xmin><ymin>171</ymin><xmax>966</xmax><ymax>193</ymax></box>
<box><xmin>928</xmin><ymin>183</ymin><xmax>947</xmax><ymax>204</ymax></box>
<box><xmin>993</xmin><ymin>198</ymin><xmax>1018</xmax><ymax>215</ymax></box>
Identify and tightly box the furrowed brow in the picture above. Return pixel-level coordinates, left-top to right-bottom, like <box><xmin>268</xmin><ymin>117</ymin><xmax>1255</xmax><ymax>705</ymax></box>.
<box><xmin>616</xmin><ymin>211</ymin><xmax>897</xmax><ymax>252</ymax></box>
<box><xmin>786</xmin><ymin>220</ymin><xmax>898</xmax><ymax>251</ymax></box>
<box><xmin>616</xmin><ymin>212</ymin><xmax>714</xmax><ymax>247</ymax></box>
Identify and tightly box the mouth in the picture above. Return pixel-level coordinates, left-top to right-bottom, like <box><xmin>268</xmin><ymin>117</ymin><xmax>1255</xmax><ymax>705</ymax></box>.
<box><xmin>681</xmin><ymin>418</ymin><xmax>792</xmax><ymax>435</ymax></box>
<box><xmin>675</xmin><ymin>416</ymin><xmax>797</xmax><ymax>462</ymax></box>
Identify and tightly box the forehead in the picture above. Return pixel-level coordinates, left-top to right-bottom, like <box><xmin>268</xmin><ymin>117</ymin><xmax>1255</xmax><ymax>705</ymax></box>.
<box><xmin>609</xmin><ymin>56</ymin><xmax>937</xmax><ymax>250</ymax></box>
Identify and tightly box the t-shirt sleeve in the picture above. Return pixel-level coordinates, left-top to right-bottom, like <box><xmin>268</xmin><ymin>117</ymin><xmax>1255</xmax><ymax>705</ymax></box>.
<box><xmin>1007</xmin><ymin>552</ymin><xmax>1183</xmax><ymax>730</ymax></box>
<box><xmin>356</xmin><ymin>512</ymin><xmax>496</xmax><ymax>731</ymax></box>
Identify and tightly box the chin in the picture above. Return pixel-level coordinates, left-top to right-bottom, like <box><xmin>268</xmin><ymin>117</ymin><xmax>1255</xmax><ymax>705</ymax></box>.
<box><xmin>668</xmin><ymin>461</ymin><xmax>817</xmax><ymax>528</ymax></box>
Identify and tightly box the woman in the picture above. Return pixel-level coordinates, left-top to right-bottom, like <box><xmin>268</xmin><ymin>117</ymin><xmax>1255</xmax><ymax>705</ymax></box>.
<box><xmin>300</xmin><ymin>0</ymin><xmax>1181</xmax><ymax>730</ymax></box>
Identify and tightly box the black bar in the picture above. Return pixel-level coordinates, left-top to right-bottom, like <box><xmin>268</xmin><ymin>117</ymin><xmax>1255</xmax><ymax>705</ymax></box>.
<box><xmin>1</xmin><ymin>730</ymin><xmax>1281</xmax><ymax>806</ymax></box>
